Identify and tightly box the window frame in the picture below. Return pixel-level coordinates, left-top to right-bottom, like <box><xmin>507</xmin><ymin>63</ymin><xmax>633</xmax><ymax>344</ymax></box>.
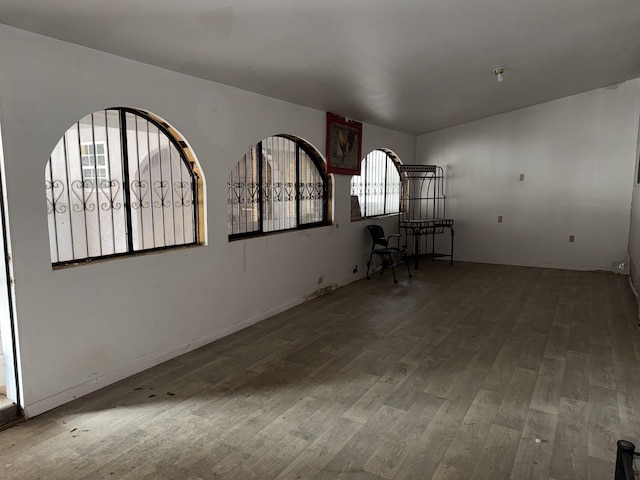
<box><xmin>228</xmin><ymin>134</ymin><xmax>329</xmax><ymax>240</ymax></box>
<box><xmin>351</xmin><ymin>149</ymin><xmax>404</xmax><ymax>219</ymax></box>
<box><xmin>46</xmin><ymin>107</ymin><xmax>203</xmax><ymax>267</ymax></box>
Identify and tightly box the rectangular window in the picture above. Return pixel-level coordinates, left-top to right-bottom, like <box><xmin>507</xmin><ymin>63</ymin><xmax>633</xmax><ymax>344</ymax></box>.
<box><xmin>81</xmin><ymin>142</ymin><xmax>108</xmax><ymax>188</ymax></box>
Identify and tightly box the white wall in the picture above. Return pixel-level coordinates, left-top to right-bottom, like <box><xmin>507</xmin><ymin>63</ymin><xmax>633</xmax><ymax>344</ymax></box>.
<box><xmin>0</xmin><ymin>24</ymin><xmax>415</xmax><ymax>417</ymax></box>
<box><xmin>629</xmin><ymin>113</ymin><xmax>640</xmax><ymax>302</ymax></box>
<box><xmin>417</xmin><ymin>80</ymin><xmax>640</xmax><ymax>271</ymax></box>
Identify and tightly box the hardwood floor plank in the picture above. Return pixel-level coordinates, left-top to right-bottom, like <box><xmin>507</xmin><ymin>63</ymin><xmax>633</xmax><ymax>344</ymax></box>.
<box><xmin>516</xmin><ymin>332</ymin><xmax>548</xmax><ymax>371</ymax></box>
<box><xmin>587</xmin><ymin>455</ymin><xmax>615</xmax><ymax>480</ymax></box>
<box><xmin>400</xmin><ymin>330</ymin><xmax>451</xmax><ymax>367</ymax></box>
<box><xmin>548</xmin><ymin>397</ymin><xmax>589</xmax><ymax>480</ymax></box>
<box><xmin>530</xmin><ymin>357</ymin><xmax>566</xmax><ymax>414</ymax></box>
<box><xmin>383</xmin><ymin>355</ymin><xmax>445</xmax><ymax>411</ymax></box>
<box><xmin>587</xmin><ymin>385</ymin><xmax>620</xmax><ymax>462</ymax></box>
<box><xmin>509</xmin><ymin>408</ymin><xmax>557</xmax><ymax>480</ymax></box>
<box><xmin>320</xmin><ymin>404</ymin><xmax>405</xmax><ymax>478</ymax></box>
<box><xmin>275</xmin><ymin>417</ymin><xmax>362</xmax><ymax>479</ymax></box>
<box><xmin>430</xmin><ymin>462</ymin><xmax>468</xmax><ymax>480</ymax></box>
<box><xmin>567</xmin><ymin>322</ymin><xmax>591</xmax><ymax>354</ymax></box>
<box><xmin>342</xmin><ymin>363</ymin><xmax>415</xmax><ymax>424</ymax></box>
<box><xmin>552</xmin><ymin>304</ymin><xmax>574</xmax><ymax>327</ymax></box>
<box><xmin>0</xmin><ymin>263</ymin><xmax>637</xmax><ymax>480</ymax></box>
<box><xmin>481</xmin><ymin>345</ymin><xmax>522</xmax><ymax>393</ymax></box>
<box><xmin>241</xmin><ymin>432</ymin><xmax>312</xmax><ymax>478</ymax></box>
<box><xmin>544</xmin><ymin>325</ymin><xmax>571</xmax><ymax>360</ymax></box>
<box><xmin>589</xmin><ymin>344</ymin><xmax>616</xmax><ymax>390</ymax></box>
<box><xmin>470</xmin><ymin>423</ymin><xmax>521</xmax><ymax>480</ymax></box>
<box><xmin>389</xmin><ymin>398</ymin><xmax>463</xmax><ymax>479</ymax></box>
<box><xmin>440</xmin><ymin>388</ymin><xmax>503</xmax><ymax>475</ymax></box>
<box><xmin>494</xmin><ymin>367</ymin><xmax>538</xmax><ymax>431</ymax></box>
<box><xmin>363</xmin><ymin>393</ymin><xmax>443</xmax><ymax>479</ymax></box>
<box><xmin>423</xmin><ymin>348</ymin><xmax>476</xmax><ymax>399</ymax></box>
<box><xmin>560</xmin><ymin>351</ymin><xmax>590</xmax><ymax>402</ymax></box>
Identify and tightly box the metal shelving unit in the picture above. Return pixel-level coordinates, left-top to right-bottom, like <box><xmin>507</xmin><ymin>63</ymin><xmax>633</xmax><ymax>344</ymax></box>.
<box><xmin>397</xmin><ymin>164</ymin><xmax>454</xmax><ymax>268</ymax></box>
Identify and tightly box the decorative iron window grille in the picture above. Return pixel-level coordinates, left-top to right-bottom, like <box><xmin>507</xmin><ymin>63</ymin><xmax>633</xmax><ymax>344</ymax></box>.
<box><xmin>228</xmin><ymin>135</ymin><xmax>328</xmax><ymax>238</ymax></box>
<box><xmin>46</xmin><ymin>108</ymin><xmax>202</xmax><ymax>265</ymax></box>
<box><xmin>350</xmin><ymin>149</ymin><xmax>403</xmax><ymax>218</ymax></box>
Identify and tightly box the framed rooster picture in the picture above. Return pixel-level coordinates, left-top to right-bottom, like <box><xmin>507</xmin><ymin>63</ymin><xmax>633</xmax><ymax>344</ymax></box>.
<box><xmin>326</xmin><ymin>112</ymin><xmax>362</xmax><ymax>175</ymax></box>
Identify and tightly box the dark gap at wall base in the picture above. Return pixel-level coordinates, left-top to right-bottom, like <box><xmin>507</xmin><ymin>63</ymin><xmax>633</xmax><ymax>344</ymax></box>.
<box><xmin>0</xmin><ymin>402</ymin><xmax>22</xmax><ymax>431</ymax></box>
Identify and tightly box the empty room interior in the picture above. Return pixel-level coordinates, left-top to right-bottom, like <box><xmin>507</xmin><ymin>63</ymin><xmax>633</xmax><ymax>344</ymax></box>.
<box><xmin>1</xmin><ymin>1</ymin><xmax>640</xmax><ymax>479</ymax></box>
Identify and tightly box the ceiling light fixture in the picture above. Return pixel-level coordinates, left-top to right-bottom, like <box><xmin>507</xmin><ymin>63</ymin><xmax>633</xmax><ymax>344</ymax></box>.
<box><xmin>493</xmin><ymin>66</ymin><xmax>504</xmax><ymax>83</ymax></box>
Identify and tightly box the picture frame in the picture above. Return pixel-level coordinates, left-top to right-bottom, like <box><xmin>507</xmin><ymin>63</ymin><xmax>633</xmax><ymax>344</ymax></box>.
<box><xmin>326</xmin><ymin>112</ymin><xmax>363</xmax><ymax>175</ymax></box>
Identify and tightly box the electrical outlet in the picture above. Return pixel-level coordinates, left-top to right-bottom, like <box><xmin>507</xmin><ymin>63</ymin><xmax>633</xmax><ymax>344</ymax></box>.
<box><xmin>497</xmin><ymin>215</ymin><xmax>503</xmax><ymax>223</ymax></box>
<box><xmin>569</xmin><ymin>235</ymin><xmax>575</xmax><ymax>243</ymax></box>
<box><xmin>519</xmin><ymin>173</ymin><xmax>525</xmax><ymax>181</ymax></box>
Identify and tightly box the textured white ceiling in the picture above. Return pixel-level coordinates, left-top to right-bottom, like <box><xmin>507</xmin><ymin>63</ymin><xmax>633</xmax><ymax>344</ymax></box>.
<box><xmin>1</xmin><ymin>0</ymin><xmax>640</xmax><ymax>134</ymax></box>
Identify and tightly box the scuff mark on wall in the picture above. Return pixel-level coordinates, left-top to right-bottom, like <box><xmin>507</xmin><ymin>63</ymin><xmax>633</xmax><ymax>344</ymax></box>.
<box><xmin>304</xmin><ymin>284</ymin><xmax>337</xmax><ymax>301</ymax></box>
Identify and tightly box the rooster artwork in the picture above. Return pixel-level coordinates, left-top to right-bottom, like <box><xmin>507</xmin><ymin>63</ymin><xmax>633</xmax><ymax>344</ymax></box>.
<box><xmin>326</xmin><ymin>112</ymin><xmax>363</xmax><ymax>175</ymax></box>
<box><xmin>337</xmin><ymin>129</ymin><xmax>356</xmax><ymax>159</ymax></box>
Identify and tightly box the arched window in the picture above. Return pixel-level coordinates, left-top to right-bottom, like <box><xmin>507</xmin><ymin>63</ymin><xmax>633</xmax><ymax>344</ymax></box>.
<box><xmin>45</xmin><ymin>108</ymin><xmax>204</xmax><ymax>265</ymax></box>
<box><xmin>228</xmin><ymin>135</ymin><xmax>328</xmax><ymax>238</ymax></box>
<box><xmin>350</xmin><ymin>149</ymin><xmax>403</xmax><ymax>218</ymax></box>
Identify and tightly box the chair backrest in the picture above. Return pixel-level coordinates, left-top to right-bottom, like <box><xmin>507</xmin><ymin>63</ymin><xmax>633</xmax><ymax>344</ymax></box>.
<box><xmin>366</xmin><ymin>224</ymin><xmax>388</xmax><ymax>247</ymax></box>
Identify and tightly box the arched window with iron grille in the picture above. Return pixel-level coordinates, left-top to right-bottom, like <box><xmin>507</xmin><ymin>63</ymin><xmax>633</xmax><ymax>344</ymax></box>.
<box><xmin>45</xmin><ymin>108</ymin><xmax>204</xmax><ymax>265</ymax></box>
<box><xmin>227</xmin><ymin>135</ymin><xmax>329</xmax><ymax>239</ymax></box>
<box><xmin>350</xmin><ymin>149</ymin><xmax>403</xmax><ymax>218</ymax></box>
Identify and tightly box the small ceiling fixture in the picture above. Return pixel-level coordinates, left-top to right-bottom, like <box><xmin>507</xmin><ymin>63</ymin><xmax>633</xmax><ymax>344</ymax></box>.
<box><xmin>493</xmin><ymin>66</ymin><xmax>504</xmax><ymax>83</ymax></box>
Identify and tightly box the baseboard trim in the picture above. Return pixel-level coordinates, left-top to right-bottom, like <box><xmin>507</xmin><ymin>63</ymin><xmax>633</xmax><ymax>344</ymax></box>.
<box><xmin>23</xmin><ymin>281</ymin><xmax>357</xmax><ymax>419</ymax></box>
<box><xmin>23</xmin><ymin>311</ymin><xmax>284</xmax><ymax>418</ymax></box>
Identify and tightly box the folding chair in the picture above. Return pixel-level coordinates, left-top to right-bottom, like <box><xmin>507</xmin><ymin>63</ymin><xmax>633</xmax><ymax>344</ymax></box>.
<box><xmin>366</xmin><ymin>224</ymin><xmax>412</xmax><ymax>284</ymax></box>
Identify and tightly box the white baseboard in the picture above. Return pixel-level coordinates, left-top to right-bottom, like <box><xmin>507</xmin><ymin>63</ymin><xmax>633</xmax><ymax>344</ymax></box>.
<box><xmin>23</xmin><ymin>282</ymin><xmax>359</xmax><ymax>418</ymax></box>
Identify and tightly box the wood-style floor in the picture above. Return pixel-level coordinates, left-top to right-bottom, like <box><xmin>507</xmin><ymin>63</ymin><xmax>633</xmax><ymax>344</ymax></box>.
<box><xmin>1</xmin><ymin>262</ymin><xmax>639</xmax><ymax>479</ymax></box>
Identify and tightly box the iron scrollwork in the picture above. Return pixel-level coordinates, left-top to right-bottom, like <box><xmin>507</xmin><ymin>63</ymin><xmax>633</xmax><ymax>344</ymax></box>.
<box><xmin>284</xmin><ymin>182</ymin><xmax>294</xmax><ymax>202</ymax></box>
<box><xmin>71</xmin><ymin>180</ymin><xmax>96</xmax><ymax>212</ymax></box>
<box><xmin>153</xmin><ymin>180</ymin><xmax>171</xmax><ymax>208</ymax></box>
<box><xmin>175</xmin><ymin>181</ymin><xmax>193</xmax><ymax>208</ymax></box>
<box><xmin>99</xmin><ymin>179</ymin><xmax>122</xmax><ymax>211</ymax></box>
<box><xmin>247</xmin><ymin>182</ymin><xmax>259</xmax><ymax>204</ymax></box>
<box><xmin>46</xmin><ymin>179</ymin><xmax>67</xmax><ymax>214</ymax></box>
<box><xmin>228</xmin><ymin>181</ymin><xmax>245</xmax><ymax>206</ymax></box>
<box><xmin>131</xmin><ymin>179</ymin><xmax>149</xmax><ymax>209</ymax></box>
<box><xmin>297</xmin><ymin>182</ymin><xmax>324</xmax><ymax>201</ymax></box>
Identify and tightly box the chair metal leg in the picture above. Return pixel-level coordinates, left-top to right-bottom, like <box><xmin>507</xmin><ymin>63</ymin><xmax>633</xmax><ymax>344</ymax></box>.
<box><xmin>366</xmin><ymin>249</ymin><xmax>374</xmax><ymax>280</ymax></box>
<box><xmin>387</xmin><ymin>253</ymin><xmax>398</xmax><ymax>283</ymax></box>
<box><xmin>404</xmin><ymin>253</ymin><xmax>412</xmax><ymax>278</ymax></box>
<box><xmin>450</xmin><ymin>227</ymin><xmax>455</xmax><ymax>265</ymax></box>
